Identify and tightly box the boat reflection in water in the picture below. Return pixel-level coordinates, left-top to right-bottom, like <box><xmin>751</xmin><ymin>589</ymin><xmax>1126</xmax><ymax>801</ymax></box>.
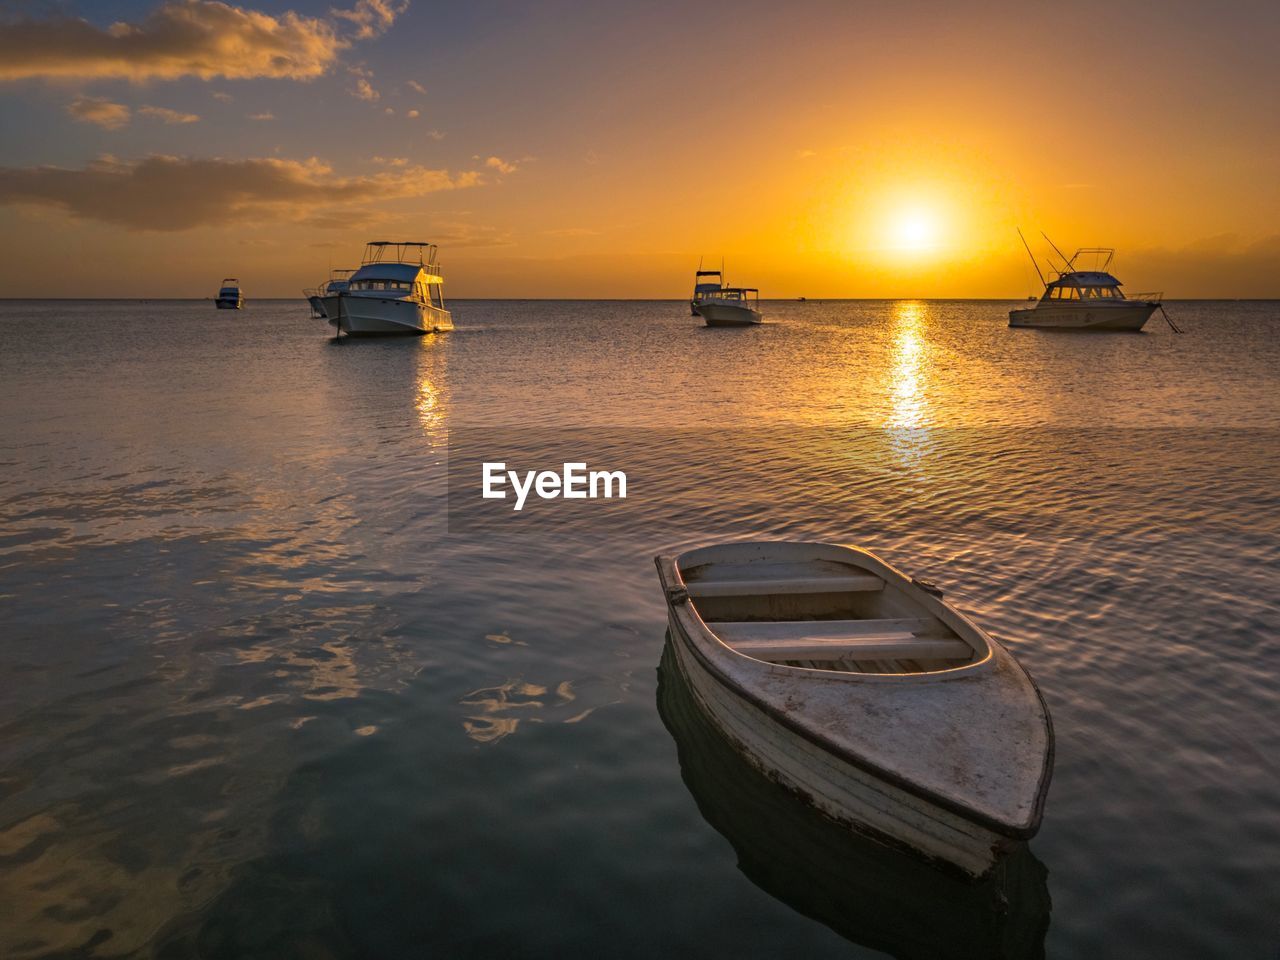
<box><xmin>656</xmin><ymin>639</ymin><xmax>1051</xmax><ymax>960</ymax></box>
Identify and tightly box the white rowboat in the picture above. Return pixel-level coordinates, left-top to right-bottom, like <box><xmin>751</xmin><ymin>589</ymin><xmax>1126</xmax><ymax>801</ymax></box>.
<box><xmin>656</xmin><ymin>640</ymin><xmax>1052</xmax><ymax>954</ymax></box>
<box><xmin>655</xmin><ymin>540</ymin><xmax>1053</xmax><ymax>877</ymax></box>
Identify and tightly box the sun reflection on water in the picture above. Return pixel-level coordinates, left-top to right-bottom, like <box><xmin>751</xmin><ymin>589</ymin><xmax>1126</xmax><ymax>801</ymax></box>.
<box><xmin>414</xmin><ymin>335</ymin><xmax>449</xmax><ymax>438</ymax></box>
<box><xmin>885</xmin><ymin>301</ymin><xmax>934</xmax><ymax>462</ymax></box>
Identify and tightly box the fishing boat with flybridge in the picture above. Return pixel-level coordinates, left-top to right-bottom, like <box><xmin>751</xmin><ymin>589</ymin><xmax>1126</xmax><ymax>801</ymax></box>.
<box><xmin>690</xmin><ymin>258</ymin><xmax>726</xmax><ymax>316</ymax></box>
<box><xmin>319</xmin><ymin>241</ymin><xmax>452</xmax><ymax>336</ymax></box>
<box><xmin>1010</xmin><ymin>230</ymin><xmax>1181</xmax><ymax>332</ymax></box>
<box><xmin>214</xmin><ymin>279</ymin><xmax>243</xmax><ymax>310</ymax></box>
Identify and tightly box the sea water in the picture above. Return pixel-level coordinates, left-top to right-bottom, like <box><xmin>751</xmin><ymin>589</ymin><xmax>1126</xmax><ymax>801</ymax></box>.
<box><xmin>1</xmin><ymin>299</ymin><xmax>1277</xmax><ymax>957</ymax></box>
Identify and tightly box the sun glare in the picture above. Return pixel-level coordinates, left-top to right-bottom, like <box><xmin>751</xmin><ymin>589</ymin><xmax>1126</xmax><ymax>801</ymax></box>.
<box><xmin>891</xmin><ymin>209</ymin><xmax>940</xmax><ymax>253</ymax></box>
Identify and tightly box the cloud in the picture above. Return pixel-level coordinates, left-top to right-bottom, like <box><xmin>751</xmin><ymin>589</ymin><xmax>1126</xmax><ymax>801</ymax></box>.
<box><xmin>406</xmin><ymin>108</ymin><xmax>419</xmax><ymax>118</ymax></box>
<box><xmin>430</xmin><ymin>220</ymin><xmax>515</xmax><ymax>248</ymax></box>
<box><xmin>139</xmin><ymin>105</ymin><xmax>201</xmax><ymax>123</ymax></box>
<box><xmin>211</xmin><ymin>91</ymin><xmax>233</xmax><ymax>102</ymax></box>
<box><xmin>64</xmin><ymin>96</ymin><xmax>202</xmax><ymax>130</ymax></box>
<box><xmin>331</xmin><ymin>0</ymin><xmax>407</xmax><ymax>40</ymax></box>
<box><xmin>543</xmin><ymin>227</ymin><xmax>600</xmax><ymax>238</ymax></box>
<box><xmin>247</xmin><ymin>111</ymin><xmax>274</xmax><ymax>120</ymax></box>
<box><xmin>0</xmin><ymin>1</ymin><xmax>351</xmax><ymax>82</ymax></box>
<box><xmin>1122</xmin><ymin>234</ymin><xmax>1280</xmax><ymax>296</ymax></box>
<box><xmin>0</xmin><ymin>153</ymin><xmax>482</xmax><ymax>231</ymax></box>
<box><xmin>372</xmin><ymin>156</ymin><xmax>410</xmax><ymax>166</ymax></box>
<box><xmin>346</xmin><ymin>64</ymin><xmax>380</xmax><ymax>100</ymax></box>
<box><xmin>425</xmin><ymin>128</ymin><xmax>445</xmax><ymax>140</ymax></box>
<box><xmin>484</xmin><ymin>156</ymin><xmax>518</xmax><ymax>175</ymax></box>
<box><xmin>405</xmin><ymin>80</ymin><xmax>426</xmax><ymax>94</ymax></box>
<box><xmin>65</xmin><ymin>96</ymin><xmax>131</xmax><ymax>129</ymax></box>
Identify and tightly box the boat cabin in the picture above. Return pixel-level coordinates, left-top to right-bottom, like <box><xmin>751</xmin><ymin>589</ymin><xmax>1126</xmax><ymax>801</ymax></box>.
<box><xmin>345</xmin><ymin>241</ymin><xmax>446</xmax><ymax>309</ymax></box>
<box><xmin>706</xmin><ymin>287</ymin><xmax>759</xmax><ymax>306</ymax></box>
<box><xmin>218</xmin><ymin>278</ymin><xmax>241</xmax><ymax>296</ymax></box>
<box><xmin>1041</xmin><ymin>271</ymin><xmax>1127</xmax><ymax>302</ymax></box>
<box><xmin>323</xmin><ymin>269</ymin><xmax>355</xmax><ymax>295</ymax></box>
<box><xmin>693</xmin><ymin>269</ymin><xmax>724</xmax><ymax>298</ymax></box>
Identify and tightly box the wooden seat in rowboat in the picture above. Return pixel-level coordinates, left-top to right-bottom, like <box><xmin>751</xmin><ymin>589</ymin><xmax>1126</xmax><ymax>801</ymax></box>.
<box><xmin>684</xmin><ymin>574</ymin><xmax>884</xmax><ymax>598</ymax></box>
<box><xmin>711</xmin><ymin>618</ymin><xmax>973</xmax><ymax>662</ymax></box>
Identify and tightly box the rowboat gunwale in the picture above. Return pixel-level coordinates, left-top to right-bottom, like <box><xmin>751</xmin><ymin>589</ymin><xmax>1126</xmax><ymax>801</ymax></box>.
<box><xmin>656</xmin><ymin>540</ymin><xmax>1055</xmax><ymax>842</ymax></box>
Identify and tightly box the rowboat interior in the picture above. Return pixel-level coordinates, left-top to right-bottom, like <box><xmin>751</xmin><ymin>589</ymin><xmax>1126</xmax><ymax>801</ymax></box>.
<box><xmin>678</xmin><ymin>556</ymin><xmax>984</xmax><ymax>676</ymax></box>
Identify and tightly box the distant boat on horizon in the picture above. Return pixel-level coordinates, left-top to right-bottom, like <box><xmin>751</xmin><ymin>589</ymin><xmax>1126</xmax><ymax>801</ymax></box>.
<box><xmin>215</xmin><ymin>278</ymin><xmax>243</xmax><ymax>310</ymax></box>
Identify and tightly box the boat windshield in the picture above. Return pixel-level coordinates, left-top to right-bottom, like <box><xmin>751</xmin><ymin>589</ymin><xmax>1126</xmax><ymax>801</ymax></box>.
<box><xmin>1046</xmin><ymin>276</ymin><xmax>1125</xmax><ymax>300</ymax></box>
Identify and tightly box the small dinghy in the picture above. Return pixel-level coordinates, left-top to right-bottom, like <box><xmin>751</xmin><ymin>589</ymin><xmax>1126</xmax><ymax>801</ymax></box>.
<box><xmin>655</xmin><ymin>541</ymin><xmax>1053</xmax><ymax>878</ymax></box>
<box><xmin>656</xmin><ymin>642</ymin><xmax>1051</xmax><ymax>955</ymax></box>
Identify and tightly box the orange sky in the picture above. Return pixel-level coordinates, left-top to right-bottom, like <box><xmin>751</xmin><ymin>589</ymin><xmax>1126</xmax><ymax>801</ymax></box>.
<box><xmin>1</xmin><ymin>0</ymin><xmax>1277</xmax><ymax>297</ymax></box>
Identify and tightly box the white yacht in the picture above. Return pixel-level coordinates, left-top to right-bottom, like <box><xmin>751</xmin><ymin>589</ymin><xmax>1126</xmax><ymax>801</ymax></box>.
<box><xmin>690</xmin><ymin>259</ymin><xmax>725</xmax><ymax>316</ymax></box>
<box><xmin>215</xmin><ymin>278</ymin><xmax>243</xmax><ymax>310</ymax></box>
<box><xmin>304</xmin><ymin>269</ymin><xmax>355</xmax><ymax>319</ymax></box>
<box><xmin>319</xmin><ymin>241</ymin><xmax>453</xmax><ymax>336</ymax></box>
<box><xmin>1010</xmin><ymin>240</ymin><xmax>1160</xmax><ymax>331</ymax></box>
<box><xmin>695</xmin><ymin>287</ymin><xmax>762</xmax><ymax>327</ymax></box>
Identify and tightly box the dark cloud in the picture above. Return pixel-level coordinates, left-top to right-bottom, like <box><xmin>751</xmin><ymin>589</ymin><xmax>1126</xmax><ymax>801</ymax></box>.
<box><xmin>0</xmin><ymin>154</ymin><xmax>481</xmax><ymax>231</ymax></box>
<box><xmin>0</xmin><ymin>0</ymin><xmax>406</xmax><ymax>83</ymax></box>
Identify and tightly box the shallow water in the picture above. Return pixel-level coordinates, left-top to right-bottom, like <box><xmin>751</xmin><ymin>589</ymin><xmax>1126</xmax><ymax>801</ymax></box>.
<box><xmin>1</xmin><ymin>299</ymin><xmax>1277</xmax><ymax>958</ymax></box>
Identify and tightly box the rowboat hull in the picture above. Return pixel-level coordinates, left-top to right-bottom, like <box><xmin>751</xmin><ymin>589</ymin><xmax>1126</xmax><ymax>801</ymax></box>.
<box><xmin>657</xmin><ymin>640</ymin><xmax>1052</xmax><ymax>955</ymax></box>
<box><xmin>667</xmin><ymin>611</ymin><xmax>1015</xmax><ymax>876</ymax></box>
<box><xmin>696</xmin><ymin>302</ymin><xmax>762</xmax><ymax>326</ymax></box>
<box><xmin>656</xmin><ymin>541</ymin><xmax>1052</xmax><ymax>878</ymax></box>
<box><xmin>1008</xmin><ymin>301</ymin><xmax>1157</xmax><ymax>330</ymax></box>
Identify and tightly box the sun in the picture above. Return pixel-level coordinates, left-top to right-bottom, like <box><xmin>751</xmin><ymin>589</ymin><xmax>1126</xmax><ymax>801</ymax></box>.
<box><xmin>890</xmin><ymin>209</ymin><xmax>940</xmax><ymax>253</ymax></box>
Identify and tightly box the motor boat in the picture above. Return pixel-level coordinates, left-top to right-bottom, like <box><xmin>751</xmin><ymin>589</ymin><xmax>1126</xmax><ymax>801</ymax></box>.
<box><xmin>694</xmin><ymin>287</ymin><xmax>762</xmax><ymax>327</ymax></box>
<box><xmin>215</xmin><ymin>279</ymin><xmax>243</xmax><ymax>310</ymax></box>
<box><xmin>319</xmin><ymin>241</ymin><xmax>453</xmax><ymax>336</ymax></box>
<box><xmin>304</xmin><ymin>269</ymin><xmax>355</xmax><ymax>319</ymax></box>
<box><xmin>1010</xmin><ymin>236</ymin><xmax>1160</xmax><ymax>331</ymax></box>
<box><xmin>690</xmin><ymin>259</ymin><xmax>725</xmax><ymax>316</ymax></box>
